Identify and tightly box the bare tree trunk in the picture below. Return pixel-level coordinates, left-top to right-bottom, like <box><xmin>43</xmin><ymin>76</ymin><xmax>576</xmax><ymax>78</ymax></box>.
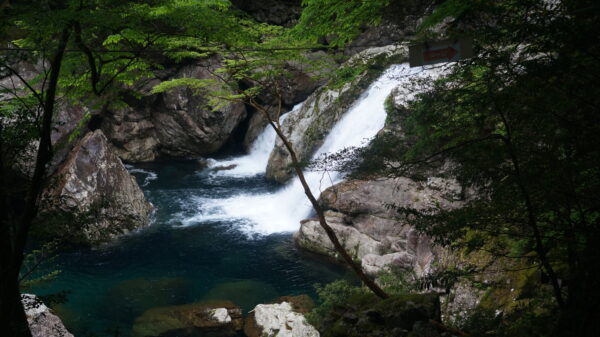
<box><xmin>253</xmin><ymin>103</ymin><xmax>389</xmax><ymax>299</ymax></box>
<box><xmin>0</xmin><ymin>27</ymin><xmax>70</xmax><ymax>337</ymax></box>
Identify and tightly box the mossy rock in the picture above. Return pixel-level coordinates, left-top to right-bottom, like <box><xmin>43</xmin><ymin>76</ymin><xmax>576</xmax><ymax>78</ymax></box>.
<box><xmin>131</xmin><ymin>300</ymin><xmax>243</xmax><ymax>337</ymax></box>
<box><xmin>319</xmin><ymin>293</ymin><xmax>441</xmax><ymax>337</ymax></box>
<box><xmin>272</xmin><ymin>294</ymin><xmax>315</xmax><ymax>314</ymax></box>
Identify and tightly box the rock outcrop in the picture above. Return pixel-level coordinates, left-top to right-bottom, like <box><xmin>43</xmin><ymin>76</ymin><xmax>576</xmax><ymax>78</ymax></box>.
<box><xmin>265</xmin><ymin>46</ymin><xmax>406</xmax><ymax>183</ymax></box>
<box><xmin>296</xmin><ymin>177</ymin><xmax>462</xmax><ymax>277</ymax></box>
<box><xmin>40</xmin><ymin>130</ymin><xmax>152</xmax><ymax>245</ymax></box>
<box><xmin>131</xmin><ymin>300</ymin><xmax>243</xmax><ymax>337</ymax></box>
<box><xmin>244</xmin><ymin>299</ymin><xmax>319</xmax><ymax>337</ymax></box>
<box><xmin>101</xmin><ymin>59</ymin><xmax>247</xmax><ymax>162</ymax></box>
<box><xmin>242</xmin><ymin>54</ymin><xmax>329</xmax><ymax>151</ymax></box>
<box><xmin>22</xmin><ymin>294</ymin><xmax>74</xmax><ymax>337</ymax></box>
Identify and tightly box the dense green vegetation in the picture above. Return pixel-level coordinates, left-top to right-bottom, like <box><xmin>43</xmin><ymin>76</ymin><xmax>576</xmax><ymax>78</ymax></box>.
<box><xmin>345</xmin><ymin>0</ymin><xmax>600</xmax><ymax>336</ymax></box>
<box><xmin>2</xmin><ymin>0</ymin><xmax>600</xmax><ymax>336</ymax></box>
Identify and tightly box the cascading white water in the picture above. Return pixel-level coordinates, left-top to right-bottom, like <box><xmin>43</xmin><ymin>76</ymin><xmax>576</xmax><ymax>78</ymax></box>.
<box><xmin>182</xmin><ymin>63</ymin><xmax>447</xmax><ymax>234</ymax></box>
<box><xmin>208</xmin><ymin>106</ymin><xmax>296</xmax><ymax>177</ymax></box>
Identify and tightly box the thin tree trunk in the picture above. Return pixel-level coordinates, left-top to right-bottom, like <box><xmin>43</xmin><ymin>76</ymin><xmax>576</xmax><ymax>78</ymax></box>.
<box><xmin>496</xmin><ymin>109</ymin><xmax>565</xmax><ymax>308</ymax></box>
<box><xmin>0</xmin><ymin>27</ymin><xmax>70</xmax><ymax>337</ymax></box>
<box><xmin>254</xmin><ymin>103</ymin><xmax>389</xmax><ymax>299</ymax></box>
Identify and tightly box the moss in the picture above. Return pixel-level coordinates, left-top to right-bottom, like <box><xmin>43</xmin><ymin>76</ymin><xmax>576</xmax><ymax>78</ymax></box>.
<box><xmin>312</xmin><ymin>287</ymin><xmax>440</xmax><ymax>337</ymax></box>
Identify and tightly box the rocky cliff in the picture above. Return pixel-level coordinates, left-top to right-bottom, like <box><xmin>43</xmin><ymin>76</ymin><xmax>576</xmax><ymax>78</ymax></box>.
<box><xmin>101</xmin><ymin>59</ymin><xmax>247</xmax><ymax>162</ymax></box>
<box><xmin>39</xmin><ymin>130</ymin><xmax>152</xmax><ymax>245</ymax></box>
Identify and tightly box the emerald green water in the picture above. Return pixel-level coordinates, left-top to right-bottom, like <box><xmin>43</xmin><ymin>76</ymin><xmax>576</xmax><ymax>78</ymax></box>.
<box><xmin>31</xmin><ymin>160</ymin><xmax>354</xmax><ymax>337</ymax></box>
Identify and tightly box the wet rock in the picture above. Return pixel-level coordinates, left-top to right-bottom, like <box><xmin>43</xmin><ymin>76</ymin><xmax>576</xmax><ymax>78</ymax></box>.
<box><xmin>21</xmin><ymin>294</ymin><xmax>74</xmax><ymax>337</ymax></box>
<box><xmin>40</xmin><ymin>130</ymin><xmax>152</xmax><ymax>245</ymax></box>
<box><xmin>211</xmin><ymin>164</ymin><xmax>237</xmax><ymax>172</ymax></box>
<box><xmin>131</xmin><ymin>300</ymin><xmax>243</xmax><ymax>337</ymax></box>
<box><xmin>244</xmin><ymin>301</ymin><xmax>319</xmax><ymax>337</ymax></box>
<box><xmin>266</xmin><ymin>46</ymin><xmax>407</xmax><ymax>183</ymax></box>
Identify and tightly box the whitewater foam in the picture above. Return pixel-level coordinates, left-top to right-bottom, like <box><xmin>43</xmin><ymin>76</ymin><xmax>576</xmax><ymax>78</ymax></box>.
<box><xmin>208</xmin><ymin>106</ymin><xmax>295</xmax><ymax>177</ymax></box>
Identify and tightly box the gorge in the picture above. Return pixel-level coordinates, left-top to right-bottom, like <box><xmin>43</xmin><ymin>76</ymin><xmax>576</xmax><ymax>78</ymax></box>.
<box><xmin>29</xmin><ymin>59</ymin><xmax>441</xmax><ymax>337</ymax></box>
<box><xmin>4</xmin><ymin>1</ymin><xmax>598</xmax><ymax>337</ymax></box>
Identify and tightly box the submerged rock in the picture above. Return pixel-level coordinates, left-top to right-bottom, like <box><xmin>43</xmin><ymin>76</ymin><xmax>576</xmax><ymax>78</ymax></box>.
<box><xmin>131</xmin><ymin>300</ymin><xmax>243</xmax><ymax>337</ymax></box>
<box><xmin>202</xmin><ymin>280</ymin><xmax>279</xmax><ymax>312</ymax></box>
<box><xmin>244</xmin><ymin>301</ymin><xmax>319</xmax><ymax>337</ymax></box>
<box><xmin>39</xmin><ymin>130</ymin><xmax>152</xmax><ymax>245</ymax></box>
<box><xmin>101</xmin><ymin>277</ymin><xmax>192</xmax><ymax>322</ymax></box>
<box><xmin>21</xmin><ymin>294</ymin><xmax>74</xmax><ymax>337</ymax></box>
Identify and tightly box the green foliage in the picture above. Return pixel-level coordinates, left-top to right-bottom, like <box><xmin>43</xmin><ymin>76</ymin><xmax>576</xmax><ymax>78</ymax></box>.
<box><xmin>19</xmin><ymin>242</ymin><xmax>61</xmax><ymax>291</ymax></box>
<box><xmin>306</xmin><ymin>280</ymin><xmax>365</xmax><ymax>327</ymax></box>
<box><xmin>310</xmin><ymin>286</ymin><xmax>440</xmax><ymax>337</ymax></box>
<box><xmin>292</xmin><ymin>0</ymin><xmax>390</xmax><ymax>47</ymax></box>
<box><xmin>350</xmin><ymin>0</ymin><xmax>600</xmax><ymax>335</ymax></box>
<box><xmin>375</xmin><ymin>266</ymin><xmax>417</xmax><ymax>295</ymax></box>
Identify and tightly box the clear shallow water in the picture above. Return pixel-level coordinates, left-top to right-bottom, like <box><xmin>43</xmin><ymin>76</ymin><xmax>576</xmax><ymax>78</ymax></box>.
<box><xmin>31</xmin><ymin>161</ymin><xmax>355</xmax><ymax>337</ymax></box>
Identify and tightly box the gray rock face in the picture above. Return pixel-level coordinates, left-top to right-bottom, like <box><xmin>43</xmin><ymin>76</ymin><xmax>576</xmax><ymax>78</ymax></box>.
<box><xmin>42</xmin><ymin>130</ymin><xmax>152</xmax><ymax>245</ymax></box>
<box><xmin>265</xmin><ymin>46</ymin><xmax>406</xmax><ymax>182</ymax></box>
<box><xmin>0</xmin><ymin>60</ymin><xmax>87</xmax><ymax>177</ymax></box>
<box><xmin>102</xmin><ymin>60</ymin><xmax>247</xmax><ymax>162</ymax></box>
<box><xmin>21</xmin><ymin>294</ymin><xmax>74</xmax><ymax>337</ymax></box>
<box><xmin>296</xmin><ymin>177</ymin><xmax>462</xmax><ymax>277</ymax></box>
<box><xmin>245</xmin><ymin>302</ymin><xmax>319</xmax><ymax>337</ymax></box>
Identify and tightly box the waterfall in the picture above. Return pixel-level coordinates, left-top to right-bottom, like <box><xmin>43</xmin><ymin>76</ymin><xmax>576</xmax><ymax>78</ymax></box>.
<box><xmin>208</xmin><ymin>106</ymin><xmax>295</xmax><ymax>177</ymax></box>
<box><xmin>182</xmin><ymin>63</ymin><xmax>446</xmax><ymax>234</ymax></box>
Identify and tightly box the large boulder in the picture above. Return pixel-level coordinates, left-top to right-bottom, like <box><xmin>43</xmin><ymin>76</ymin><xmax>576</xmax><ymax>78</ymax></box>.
<box><xmin>265</xmin><ymin>46</ymin><xmax>406</xmax><ymax>182</ymax></box>
<box><xmin>21</xmin><ymin>294</ymin><xmax>74</xmax><ymax>337</ymax></box>
<box><xmin>39</xmin><ymin>130</ymin><xmax>152</xmax><ymax>245</ymax></box>
<box><xmin>131</xmin><ymin>300</ymin><xmax>243</xmax><ymax>337</ymax></box>
<box><xmin>244</xmin><ymin>301</ymin><xmax>319</xmax><ymax>337</ymax></box>
<box><xmin>101</xmin><ymin>59</ymin><xmax>247</xmax><ymax>162</ymax></box>
<box><xmin>296</xmin><ymin>177</ymin><xmax>462</xmax><ymax>277</ymax></box>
